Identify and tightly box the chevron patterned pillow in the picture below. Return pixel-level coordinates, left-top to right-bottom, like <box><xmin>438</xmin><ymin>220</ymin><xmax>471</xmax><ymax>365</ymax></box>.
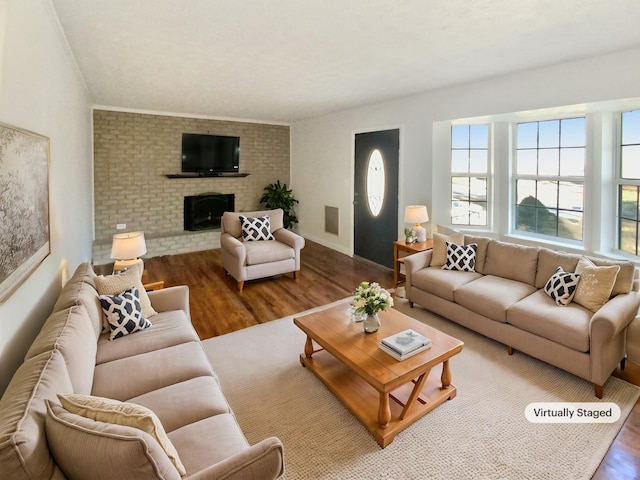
<box><xmin>99</xmin><ymin>286</ymin><xmax>152</xmax><ymax>340</ymax></box>
<box><xmin>240</xmin><ymin>215</ymin><xmax>275</xmax><ymax>241</ymax></box>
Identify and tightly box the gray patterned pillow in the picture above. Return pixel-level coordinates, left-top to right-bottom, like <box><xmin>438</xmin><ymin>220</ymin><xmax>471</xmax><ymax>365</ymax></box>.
<box><xmin>442</xmin><ymin>242</ymin><xmax>477</xmax><ymax>272</ymax></box>
<box><xmin>99</xmin><ymin>286</ymin><xmax>152</xmax><ymax>340</ymax></box>
<box><xmin>544</xmin><ymin>266</ymin><xmax>580</xmax><ymax>306</ymax></box>
<box><xmin>240</xmin><ymin>215</ymin><xmax>275</xmax><ymax>241</ymax></box>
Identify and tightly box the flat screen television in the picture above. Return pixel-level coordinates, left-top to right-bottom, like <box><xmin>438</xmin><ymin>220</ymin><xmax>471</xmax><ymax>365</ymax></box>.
<box><xmin>181</xmin><ymin>133</ymin><xmax>240</xmax><ymax>175</ymax></box>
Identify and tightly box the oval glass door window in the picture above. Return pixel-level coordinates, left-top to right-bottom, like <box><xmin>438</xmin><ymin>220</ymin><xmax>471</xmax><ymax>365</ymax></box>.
<box><xmin>366</xmin><ymin>149</ymin><xmax>385</xmax><ymax>216</ymax></box>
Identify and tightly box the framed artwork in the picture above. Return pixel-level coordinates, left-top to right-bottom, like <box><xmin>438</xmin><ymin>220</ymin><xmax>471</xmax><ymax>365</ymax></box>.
<box><xmin>0</xmin><ymin>123</ymin><xmax>50</xmax><ymax>302</ymax></box>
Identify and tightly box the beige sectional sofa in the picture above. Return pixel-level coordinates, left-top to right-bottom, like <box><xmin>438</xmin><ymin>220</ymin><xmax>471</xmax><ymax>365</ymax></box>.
<box><xmin>0</xmin><ymin>263</ymin><xmax>284</xmax><ymax>479</ymax></box>
<box><xmin>405</xmin><ymin>234</ymin><xmax>640</xmax><ymax>398</ymax></box>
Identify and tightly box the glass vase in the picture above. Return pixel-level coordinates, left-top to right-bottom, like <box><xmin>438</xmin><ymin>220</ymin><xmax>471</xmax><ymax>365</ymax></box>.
<box><xmin>363</xmin><ymin>313</ymin><xmax>380</xmax><ymax>333</ymax></box>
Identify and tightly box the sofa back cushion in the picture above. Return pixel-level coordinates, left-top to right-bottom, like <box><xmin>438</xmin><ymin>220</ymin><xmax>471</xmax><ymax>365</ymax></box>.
<box><xmin>0</xmin><ymin>349</ymin><xmax>73</xmax><ymax>480</ymax></box>
<box><xmin>534</xmin><ymin>248</ymin><xmax>582</xmax><ymax>289</ymax></box>
<box><xmin>464</xmin><ymin>235</ymin><xmax>491</xmax><ymax>274</ymax></box>
<box><xmin>221</xmin><ymin>209</ymin><xmax>284</xmax><ymax>238</ymax></box>
<box><xmin>24</xmin><ymin>305</ymin><xmax>97</xmax><ymax>395</ymax></box>
<box><xmin>483</xmin><ymin>240</ymin><xmax>539</xmax><ymax>286</ymax></box>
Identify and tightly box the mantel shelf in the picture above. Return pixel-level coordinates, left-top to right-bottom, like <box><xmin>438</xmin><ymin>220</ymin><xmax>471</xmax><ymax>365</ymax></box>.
<box><xmin>165</xmin><ymin>173</ymin><xmax>250</xmax><ymax>179</ymax></box>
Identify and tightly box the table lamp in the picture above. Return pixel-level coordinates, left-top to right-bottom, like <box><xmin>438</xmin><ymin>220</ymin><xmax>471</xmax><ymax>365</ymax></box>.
<box><xmin>404</xmin><ymin>205</ymin><xmax>429</xmax><ymax>242</ymax></box>
<box><xmin>111</xmin><ymin>231</ymin><xmax>146</xmax><ymax>275</ymax></box>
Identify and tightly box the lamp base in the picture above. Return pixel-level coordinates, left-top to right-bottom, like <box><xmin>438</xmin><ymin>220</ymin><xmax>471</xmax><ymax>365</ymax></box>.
<box><xmin>413</xmin><ymin>225</ymin><xmax>427</xmax><ymax>243</ymax></box>
<box><xmin>113</xmin><ymin>258</ymin><xmax>144</xmax><ymax>277</ymax></box>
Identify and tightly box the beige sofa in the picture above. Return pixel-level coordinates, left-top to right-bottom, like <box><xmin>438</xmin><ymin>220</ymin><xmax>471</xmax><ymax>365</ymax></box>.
<box><xmin>220</xmin><ymin>209</ymin><xmax>305</xmax><ymax>291</ymax></box>
<box><xmin>405</xmin><ymin>234</ymin><xmax>640</xmax><ymax>398</ymax></box>
<box><xmin>0</xmin><ymin>263</ymin><xmax>284</xmax><ymax>479</ymax></box>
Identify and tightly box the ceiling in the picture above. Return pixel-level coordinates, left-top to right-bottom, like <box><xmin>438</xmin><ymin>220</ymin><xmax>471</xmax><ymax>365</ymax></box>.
<box><xmin>50</xmin><ymin>0</ymin><xmax>640</xmax><ymax>123</ymax></box>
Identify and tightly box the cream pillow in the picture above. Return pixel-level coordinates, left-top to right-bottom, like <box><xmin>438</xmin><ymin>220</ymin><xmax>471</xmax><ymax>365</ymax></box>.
<box><xmin>431</xmin><ymin>231</ymin><xmax>464</xmax><ymax>267</ymax></box>
<box><xmin>58</xmin><ymin>394</ymin><xmax>186</xmax><ymax>477</ymax></box>
<box><xmin>573</xmin><ymin>256</ymin><xmax>620</xmax><ymax>313</ymax></box>
<box><xmin>94</xmin><ymin>263</ymin><xmax>157</xmax><ymax>323</ymax></box>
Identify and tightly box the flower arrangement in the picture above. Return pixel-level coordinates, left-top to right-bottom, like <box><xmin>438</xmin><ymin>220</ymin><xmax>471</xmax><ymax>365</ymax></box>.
<box><xmin>352</xmin><ymin>281</ymin><xmax>394</xmax><ymax>316</ymax></box>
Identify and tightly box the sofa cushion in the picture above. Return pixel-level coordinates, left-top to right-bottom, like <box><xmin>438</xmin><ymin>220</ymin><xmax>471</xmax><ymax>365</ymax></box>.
<box><xmin>100</xmin><ymin>286</ymin><xmax>152</xmax><ymax>340</ymax></box>
<box><xmin>127</xmin><ymin>376</ymin><xmax>231</xmax><ymax>432</ymax></box>
<box><xmin>483</xmin><ymin>240</ymin><xmax>539</xmax><ymax>286</ymax></box>
<box><xmin>443</xmin><ymin>242</ymin><xmax>477</xmax><ymax>272</ymax></box>
<box><xmin>586</xmin><ymin>256</ymin><xmax>635</xmax><ymax>296</ymax></box>
<box><xmin>411</xmin><ymin>267</ymin><xmax>482</xmax><ymax>302</ymax></box>
<box><xmin>454</xmin><ymin>275</ymin><xmax>537</xmax><ymax>323</ymax></box>
<box><xmin>534</xmin><ymin>248</ymin><xmax>582</xmax><ymax>289</ymax></box>
<box><xmin>53</xmin><ymin>272</ymin><xmax>103</xmax><ymax>339</ymax></box>
<box><xmin>507</xmin><ymin>290</ymin><xmax>592</xmax><ymax>352</ymax></box>
<box><xmin>244</xmin><ymin>240</ymin><xmax>294</xmax><ymax>266</ymax></box>
<box><xmin>464</xmin><ymin>235</ymin><xmax>491</xmax><ymax>274</ymax></box>
<box><xmin>430</xmin><ymin>231</ymin><xmax>464</xmax><ymax>267</ymax></box>
<box><xmin>95</xmin><ymin>263</ymin><xmax>157</xmax><ymax>322</ymax></box>
<box><xmin>96</xmin><ymin>309</ymin><xmax>198</xmax><ymax>365</ymax></box>
<box><xmin>240</xmin><ymin>215</ymin><xmax>275</xmax><ymax>241</ymax></box>
<box><xmin>24</xmin><ymin>305</ymin><xmax>96</xmax><ymax>395</ymax></box>
<box><xmin>92</xmin><ymin>342</ymin><xmax>214</xmax><ymax>401</ymax></box>
<box><xmin>57</xmin><ymin>394</ymin><xmax>186</xmax><ymax>477</ymax></box>
<box><xmin>168</xmin><ymin>414</ymin><xmax>249</xmax><ymax>474</ymax></box>
<box><xmin>0</xmin><ymin>350</ymin><xmax>72</xmax><ymax>480</ymax></box>
<box><xmin>573</xmin><ymin>257</ymin><xmax>620</xmax><ymax>313</ymax></box>
<box><xmin>45</xmin><ymin>401</ymin><xmax>181</xmax><ymax>480</ymax></box>
<box><xmin>543</xmin><ymin>267</ymin><xmax>581</xmax><ymax>306</ymax></box>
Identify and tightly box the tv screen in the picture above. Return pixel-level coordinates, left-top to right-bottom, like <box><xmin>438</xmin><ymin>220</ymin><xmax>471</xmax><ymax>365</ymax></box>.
<box><xmin>181</xmin><ymin>133</ymin><xmax>240</xmax><ymax>174</ymax></box>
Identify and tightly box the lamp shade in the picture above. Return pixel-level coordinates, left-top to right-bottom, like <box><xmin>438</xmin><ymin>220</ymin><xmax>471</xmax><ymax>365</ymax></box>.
<box><xmin>111</xmin><ymin>232</ymin><xmax>147</xmax><ymax>260</ymax></box>
<box><xmin>404</xmin><ymin>205</ymin><xmax>429</xmax><ymax>225</ymax></box>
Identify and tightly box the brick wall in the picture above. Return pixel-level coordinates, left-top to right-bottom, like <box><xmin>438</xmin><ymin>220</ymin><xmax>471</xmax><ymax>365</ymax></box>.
<box><xmin>92</xmin><ymin>109</ymin><xmax>290</xmax><ymax>264</ymax></box>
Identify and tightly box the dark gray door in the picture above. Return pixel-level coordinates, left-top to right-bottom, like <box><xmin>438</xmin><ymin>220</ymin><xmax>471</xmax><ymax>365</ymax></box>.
<box><xmin>354</xmin><ymin>129</ymin><xmax>399</xmax><ymax>268</ymax></box>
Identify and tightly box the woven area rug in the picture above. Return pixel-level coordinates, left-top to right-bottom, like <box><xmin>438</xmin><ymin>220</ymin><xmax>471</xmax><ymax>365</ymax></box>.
<box><xmin>202</xmin><ymin>297</ymin><xmax>640</xmax><ymax>479</ymax></box>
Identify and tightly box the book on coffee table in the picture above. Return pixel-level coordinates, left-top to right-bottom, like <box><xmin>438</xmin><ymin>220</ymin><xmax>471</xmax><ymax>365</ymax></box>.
<box><xmin>380</xmin><ymin>329</ymin><xmax>431</xmax><ymax>360</ymax></box>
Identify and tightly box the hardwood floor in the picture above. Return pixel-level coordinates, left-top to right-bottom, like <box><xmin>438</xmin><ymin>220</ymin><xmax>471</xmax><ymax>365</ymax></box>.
<box><xmin>140</xmin><ymin>239</ymin><xmax>639</xmax><ymax>479</ymax></box>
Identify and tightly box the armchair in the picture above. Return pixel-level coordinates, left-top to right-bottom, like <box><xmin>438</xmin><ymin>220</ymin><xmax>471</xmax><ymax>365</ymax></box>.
<box><xmin>220</xmin><ymin>208</ymin><xmax>305</xmax><ymax>291</ymax></box>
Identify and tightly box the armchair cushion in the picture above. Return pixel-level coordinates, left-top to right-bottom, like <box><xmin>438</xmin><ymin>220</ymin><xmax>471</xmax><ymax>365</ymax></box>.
<box><xmin>245</xmin><ymin>241</ymin><xmax>294</xmax><ymax>266</ymax></box>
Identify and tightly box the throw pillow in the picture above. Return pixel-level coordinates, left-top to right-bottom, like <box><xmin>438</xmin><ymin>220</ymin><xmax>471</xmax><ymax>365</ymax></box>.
<box><xmin>442</xmin><ymin>242</ymin><xmax>477</xmax><ymax>272</ymax></box>
<box><xmin>543</xmin><ymin>266</ymin><xmax>581</xmax><ymax>306</ymax></box>
<box><xmin>240</xmin><ymin>215</ymin><xmax>275</xmax><ymax>241</ymax></box>
<box><xmin>573</xmin><ymin>256</ymin><xmax>620</xmax><ymax>313</ymax></box>
<box><xmin>430</xmin><ymin>231</ymin><xmax>464</xmax><ymax>267</ymax></box>
<box><xmin>95</xmin><ymin>262</ymin><xmax>157</xmax><ymax>324</ymax></box>
<box><xmin>45</xmin><ymin>400</ymin><xmax>182</xmax><ymax>480</ymax></box>
<box><xmin>57</xmin><ymin>394</ymin><xmax>186</xmax><ymax>477</ymax></box>
<box><xmin>99</xmin><ymin>287</ymin><xmax>152</xmax><ymax>340</ymax></box>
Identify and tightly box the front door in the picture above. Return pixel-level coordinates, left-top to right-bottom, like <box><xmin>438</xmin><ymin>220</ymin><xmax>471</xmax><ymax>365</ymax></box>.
<box><xmin>354</xmin><ymin>129</ymin><xmax>399</xmax><ymax>269</ymax></box>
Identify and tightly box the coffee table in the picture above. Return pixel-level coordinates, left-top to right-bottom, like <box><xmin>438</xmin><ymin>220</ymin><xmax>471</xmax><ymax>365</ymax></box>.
<box><xmin>294</xmin><ymin>302</ymin><xmax>464</xmax><ymax>447</ymax></box>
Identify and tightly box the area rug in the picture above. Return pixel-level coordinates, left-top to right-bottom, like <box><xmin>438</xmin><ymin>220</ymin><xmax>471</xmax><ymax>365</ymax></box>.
<box><xmin>201</xmin><ymin>297</ymin><xmax>640</xmax><ymax>479</ymax></box>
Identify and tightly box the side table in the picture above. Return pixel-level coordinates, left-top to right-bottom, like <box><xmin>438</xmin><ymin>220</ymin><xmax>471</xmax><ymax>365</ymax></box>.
<box><xmin>393</xmin><ymin>239</ymin><xmax>433</xmax><ymax>288</ymax></box>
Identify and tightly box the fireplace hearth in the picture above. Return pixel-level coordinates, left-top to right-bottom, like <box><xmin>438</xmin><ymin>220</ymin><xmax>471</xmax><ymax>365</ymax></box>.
<box><xmin>184</xmin><ymin>193</ymin><xmax>235</xmax><ymax>231</ymax></box>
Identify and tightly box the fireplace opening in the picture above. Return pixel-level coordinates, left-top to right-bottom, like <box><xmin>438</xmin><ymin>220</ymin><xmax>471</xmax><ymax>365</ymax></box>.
<box><xmin>184</xmin><ymin>193</ymin><xmax>235</xmax><ymax>231</ymax></box>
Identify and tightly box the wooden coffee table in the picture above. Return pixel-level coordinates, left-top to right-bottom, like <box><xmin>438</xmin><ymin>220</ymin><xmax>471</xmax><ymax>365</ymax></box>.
<box><xmin>294</xmin><ymin>302</ymin><xmax>464</xmax><ymax>447</ymax></box>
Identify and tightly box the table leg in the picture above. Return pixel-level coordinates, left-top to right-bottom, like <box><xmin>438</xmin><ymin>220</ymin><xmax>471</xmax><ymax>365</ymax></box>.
<box><xmin>441</xmin><ymin>359</ymin><xmax>451</xmax><ymax>387</ymax></box>
<box><xmin>378</xmin><ymin>392</ymin><xmax>391</xmax><ymax>428</ymax></box>
<box><xmin>304</xmin><ymin>335</ymin><xmax>314</xmax><ymax>358</ymax></box>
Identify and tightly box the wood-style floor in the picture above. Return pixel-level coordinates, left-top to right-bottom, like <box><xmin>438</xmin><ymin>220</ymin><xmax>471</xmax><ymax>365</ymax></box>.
<box><xmin>140</xmin><ymin>240</ymin><xmax>639</xmax><ymax>479</ymax></box>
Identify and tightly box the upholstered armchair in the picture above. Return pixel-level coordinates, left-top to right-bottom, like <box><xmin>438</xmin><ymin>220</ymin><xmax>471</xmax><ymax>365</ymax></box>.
<box><xmin>220</xmin><ymin>208</ymin><xmax>305</xmax><ymax>291</ymax></box>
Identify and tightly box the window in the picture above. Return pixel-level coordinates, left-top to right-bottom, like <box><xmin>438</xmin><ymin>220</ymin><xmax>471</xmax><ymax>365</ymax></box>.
<box><xmin>514</xmin><ymin>118</ymin><xmax>585</xmax><ymax>241</ymax></box>
<box><xmin>450</xmin><ymin>125</ymin><xmax>488</xmax><ymax>226</ymax></box>
<box><xmin>618</xmin><ymin>110</ymin><xmax>640</xmax><ymax>255</ymax></box>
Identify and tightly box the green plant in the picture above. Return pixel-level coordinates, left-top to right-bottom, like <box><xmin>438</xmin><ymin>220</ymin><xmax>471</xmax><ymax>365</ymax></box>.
<box><xmin>259</xmin><ymin>180</ymin><xmax>299</xmax><ymax>229</ymax></box>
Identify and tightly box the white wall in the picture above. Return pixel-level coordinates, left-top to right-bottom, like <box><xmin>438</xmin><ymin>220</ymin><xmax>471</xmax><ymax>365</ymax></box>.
<box><xmin>291</xmin><ymin>47</ymin><xmax>640</xmax><ymax>255</ymax></box>
<box><xmin>0</xmin><ymin>0</ymin><xmax>93</xmax><ymax>394</ymax></box>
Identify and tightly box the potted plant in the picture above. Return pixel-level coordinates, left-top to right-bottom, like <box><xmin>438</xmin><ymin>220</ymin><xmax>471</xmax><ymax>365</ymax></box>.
<box><xmin>259</xmin><ymin>180</ymin><xmax>299</xmax><ymax>229</ymax></box>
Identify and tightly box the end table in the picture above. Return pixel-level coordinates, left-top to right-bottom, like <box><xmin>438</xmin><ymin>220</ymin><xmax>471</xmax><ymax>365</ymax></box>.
<box><xmin>393</xmin><ymin>239</ymin><xmax>433</xmax><ymax>288</ymax></box>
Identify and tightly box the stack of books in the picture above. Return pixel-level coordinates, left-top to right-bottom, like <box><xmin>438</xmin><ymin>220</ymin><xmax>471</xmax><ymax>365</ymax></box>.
<box><xmin>379</xmin><ymin>329</ymin><xmax>431</xmax><ymax>361</ymax></box>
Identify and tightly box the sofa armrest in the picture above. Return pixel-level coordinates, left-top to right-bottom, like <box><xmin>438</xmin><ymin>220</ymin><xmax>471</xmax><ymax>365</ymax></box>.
<box><xmin>147</xmin><ymin>285</ymin><xmax>191</xmax><ymax>319</ymax></box>
<box><xmin>590</xmin><ymin>291</ymin><xmax>640</xmax><ymax>343</ymax></box>
<box><xmin>186</xmin><ymin>437</ymin><xmax>284</xmax><ymax>480</ymax></box>
<box><xmin>221</xmin><ymin>233</ymin><xmax>246</xmax><ymax>265</ymax></box>
<box><xmin>273</xmin><ymin>228</ymin><xmax>305</xmax><ymax>252</ymax></box>
<box><xmin>403</xmin><ymin>250</ymin><xmax>432</xmax><ymax>274</ymax></box>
